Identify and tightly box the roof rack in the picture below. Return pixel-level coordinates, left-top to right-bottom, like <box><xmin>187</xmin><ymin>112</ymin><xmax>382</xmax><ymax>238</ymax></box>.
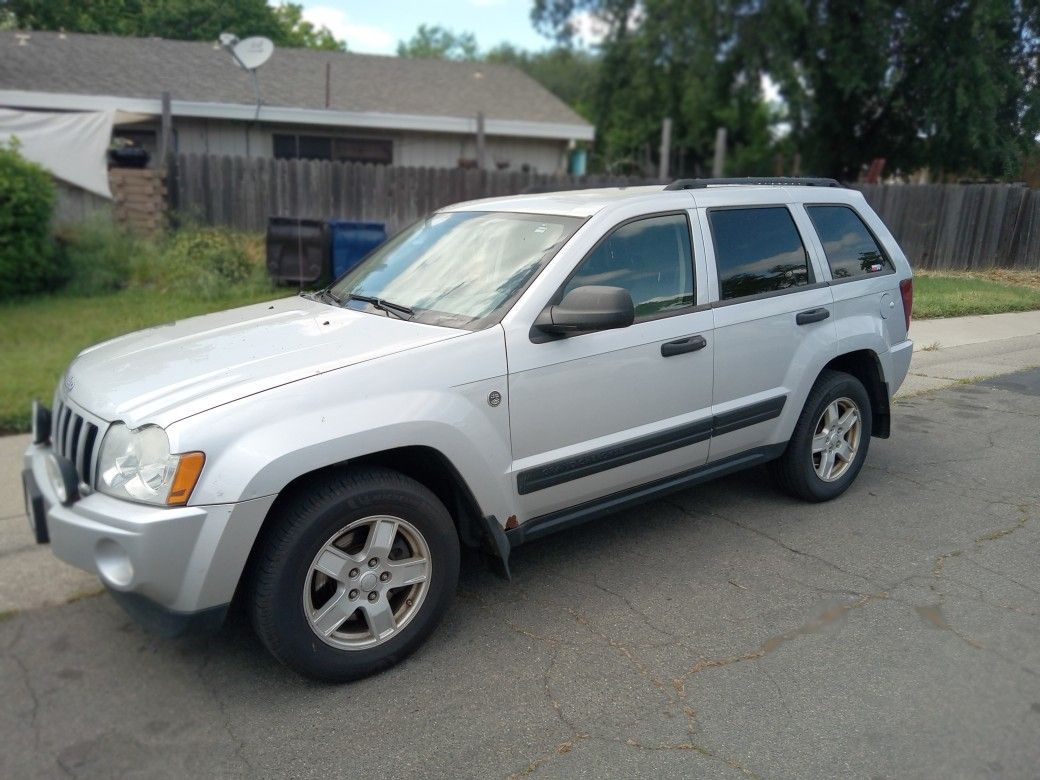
<box><xmin>664</xmin><ymin>177</ymin><xmax>842</xmax><ymax>190</ymax></box>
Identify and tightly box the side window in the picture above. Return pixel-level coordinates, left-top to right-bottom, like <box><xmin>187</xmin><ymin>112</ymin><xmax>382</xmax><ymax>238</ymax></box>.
<box><xmin>807</xmin><ymin>205</ymin><xmax>892</xmax><ymax>279</ymax></box>
<box><xmin>709</xmin><ymin>207</ymin><xmax>811</xmax><ymax>301</ymax></box>
<box><xmin>563</xmin><ymin>213</ymin><xmax>694</xmax><ymax>320</ymax></box>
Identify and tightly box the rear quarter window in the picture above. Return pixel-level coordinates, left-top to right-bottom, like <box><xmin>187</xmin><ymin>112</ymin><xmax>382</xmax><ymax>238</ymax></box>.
<box><xmin>709</xmin><ymin>207</ymin><xmax>812</xmax><ymax>300</ymax></box>
<box><xmin>806</xmin><ymin>205</ymin><xmax>892</xmax><ymax>279</ymax></box>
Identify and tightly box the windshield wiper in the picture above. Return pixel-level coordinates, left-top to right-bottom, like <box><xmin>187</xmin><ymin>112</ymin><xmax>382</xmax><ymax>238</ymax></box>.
<box><xmin>301</xmin><ymin>288</ymin><xmax>342</xmax><ymax>306</ymax></box>
<box><xmin>346</xmin><ymin>293</ymin><xmax>414</xmax><ymax>320</ymax></box>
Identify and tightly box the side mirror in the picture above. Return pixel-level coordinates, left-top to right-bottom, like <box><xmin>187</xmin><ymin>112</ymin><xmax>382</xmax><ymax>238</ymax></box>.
<box><xmin>534</xmin><ymin>285</ymin><xmax>635</xmax><ymax>337</ymax></box>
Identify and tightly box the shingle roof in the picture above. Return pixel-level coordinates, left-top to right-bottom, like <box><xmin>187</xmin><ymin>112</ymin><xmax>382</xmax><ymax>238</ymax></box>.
<box><xmin>0</xmin><ymin>31</ymin><xmax>590</xmax><ymax>128</ymax></box>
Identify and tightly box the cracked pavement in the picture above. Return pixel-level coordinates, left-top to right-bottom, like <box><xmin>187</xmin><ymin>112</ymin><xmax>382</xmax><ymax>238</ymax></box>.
<box><xmin>2</xmin><ymin>368</ymin><xmax>1040</xmax><ymax>778</ymax></box>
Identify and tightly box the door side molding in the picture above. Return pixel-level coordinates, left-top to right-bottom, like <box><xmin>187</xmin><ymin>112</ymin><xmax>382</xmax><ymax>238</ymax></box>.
<box><xmin>515</xmin><ymin>395</ymin><xmax>786</xmax><ymax>494</ymax></box>
<box><xmin>509</xmin><ymin>443</ymin><xmax>787</xmax><ymax>547</ymax></box>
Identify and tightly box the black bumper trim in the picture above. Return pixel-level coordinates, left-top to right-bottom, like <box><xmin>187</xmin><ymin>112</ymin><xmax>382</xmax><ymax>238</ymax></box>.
<box><xmin>107</xmin><ymin>590</ymin><xmax>230</xmax><ymax>638</ymax></box>
<box><xmin>22</xmin><ymin>468</ymin><xmax>48</xmax><ymax>544</ymax></box>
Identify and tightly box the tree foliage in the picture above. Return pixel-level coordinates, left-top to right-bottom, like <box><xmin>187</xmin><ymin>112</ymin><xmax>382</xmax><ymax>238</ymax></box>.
<box><xmin>396</xmin><ymin>24</ymin><xmax>479</xmax><ymax>60</ymax></box>
<box><xmin>0</xmin><ymin>140</ymin><xmax>56</xmax><ymax>300</ymax></box>
<box><xmin>532</xmin><ymin>0</ymin><xmax>1040</xmax><ymax>179</ymax></box>
<box><xmin>733</xmin><ymin>0</ymin><xmax>1040</xmax><ymax>178</ymax></box>
<box><xmin>532</xmin><ymin>0</ymin><xmax>777</xmax><ymax>175</ymax></box>
<box><xmin>0</xmin><ymin>0</ymin><xmax>346</xmax><ymax>50</ymax></box>
<box><xmin>485</xmin><ymin>43</ymin><xmax>599</xmax><ymax>121</ymax></box>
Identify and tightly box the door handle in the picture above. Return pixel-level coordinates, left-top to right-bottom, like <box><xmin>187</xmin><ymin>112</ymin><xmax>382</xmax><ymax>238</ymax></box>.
<box><xmin>661</xmin><ymin>334</ymin><xmax>707</xmax><ymax>357</ymax></box>
<box><xmin>796</xmin><ymin>308</ymin><xmax>830</xmax><ymax>325</ymax></box>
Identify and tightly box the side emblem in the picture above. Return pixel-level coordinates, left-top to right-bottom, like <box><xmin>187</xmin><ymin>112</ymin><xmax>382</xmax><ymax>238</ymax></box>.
<box><xmin>487</xmin><ymin>391</ymin><xmax>502</xmax><ymax>408</ymax></box>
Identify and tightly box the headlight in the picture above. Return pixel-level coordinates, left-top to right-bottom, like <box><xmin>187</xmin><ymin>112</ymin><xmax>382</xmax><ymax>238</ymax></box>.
<box><xmin>97</xmin><ymin>424</ymin><xmax>205</xmax><ymax>506</ymax></box>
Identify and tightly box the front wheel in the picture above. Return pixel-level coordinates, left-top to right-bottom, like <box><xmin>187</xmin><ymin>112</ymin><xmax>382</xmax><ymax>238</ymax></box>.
<box><xmin>770</xmin><ymin>369</ymin><xmax>873</xmax><ymax>502</ymax></box>
<box><xmin>249</xmin><ymin>467</ymin><xmax>460</xmax><ymax>682</ymax></box>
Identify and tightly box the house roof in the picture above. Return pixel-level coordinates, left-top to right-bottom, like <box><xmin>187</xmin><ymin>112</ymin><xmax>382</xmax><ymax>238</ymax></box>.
<box><xmin>0</xmin><ymin>31</ymin><xmax>593</xmax><ymax>140</ymax></box>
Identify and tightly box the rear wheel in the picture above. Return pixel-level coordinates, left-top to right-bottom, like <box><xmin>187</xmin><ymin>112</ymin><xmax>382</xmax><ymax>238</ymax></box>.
<box><xmin>249</xmin><ymin>467</ymin><xmax>460</xmax><ymax>682</ymax></box>
<box><xmin>770</xmin><ymin>369</ymin><xmax>872</xmax><ymax>502</ymax></box>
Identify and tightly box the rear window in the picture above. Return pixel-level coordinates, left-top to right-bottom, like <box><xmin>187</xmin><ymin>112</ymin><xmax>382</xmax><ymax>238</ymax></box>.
<box><xmin>807</xmin><ymin>205</ymin><xmax>892</xmax><ymax>279</ymax></box>
<box><xmin>709</xmin><ymin>207</ymin><xmax>811</xmax><ymax>300</ymax></box>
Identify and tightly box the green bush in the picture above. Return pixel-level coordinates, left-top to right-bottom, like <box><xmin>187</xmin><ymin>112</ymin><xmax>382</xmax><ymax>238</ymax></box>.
<box><xmin>0</xmin><ymin>141</ymin><xmax>56</xmax><ymax>300</ymax></box>
<box><xmin>55</xmin><ymin>218</ymin><xmax>150</xmax><ymax>296</ymax></box>
<box><xmin>132</xmin><ymin>226</ymin><xmax>270</xmax><ymax>299</ymax></box>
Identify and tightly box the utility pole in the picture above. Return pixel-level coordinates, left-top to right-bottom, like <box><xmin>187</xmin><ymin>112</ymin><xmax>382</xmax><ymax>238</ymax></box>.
<box><xmin>159</xmin><ymin>91</ymin><xmax>172</xmax><ymax>165</ymax></box>
<box><xmin>476</xmin><ymin>112</ymin><xmax>486</xmax><ymax>170</ymax></box>
<box><xmin>712</xmin><ymin>126</ymin><xmax>727</xmax><ymax>178</ymax></box>
<box><xmin>658</xmin><ymin>117</ymin><xmax>672</xmax><ymax>180</ymax></box>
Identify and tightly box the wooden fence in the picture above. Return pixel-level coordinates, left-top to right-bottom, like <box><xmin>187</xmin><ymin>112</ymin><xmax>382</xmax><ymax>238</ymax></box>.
<box><xmin>170</xmin><ymin>153</ymin><xmax>651</xmax><ymax>236</ymax></box>
<box><xmin>855</xmin><ymin>184</ymin><xmax>1040</xmax><ymax>270</ymax></box>
<box><xmin>170</xmin><ymin>154</ymin><xmax>1039</xmax><ymax>270</ymax></box>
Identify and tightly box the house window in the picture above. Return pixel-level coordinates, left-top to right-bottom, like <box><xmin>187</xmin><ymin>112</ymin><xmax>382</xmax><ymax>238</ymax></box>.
<box><xmin>273</xmin><ymin>134</ymin><xmax>393</xmax><ymax>165</ymax></box>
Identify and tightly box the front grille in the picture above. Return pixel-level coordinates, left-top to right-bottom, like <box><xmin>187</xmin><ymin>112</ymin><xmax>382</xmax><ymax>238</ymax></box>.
<box><xmin>52</xmin><ymin>398</ymin><xmax>104</xmax><ymax>489</ymax></box>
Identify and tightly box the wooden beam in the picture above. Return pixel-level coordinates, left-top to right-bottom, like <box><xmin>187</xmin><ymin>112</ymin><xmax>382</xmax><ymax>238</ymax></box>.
<box><xmin>159</xmin><ymin>91</ymin><xmax>173</xmax><ymax>165</ymax></box>
<box><xmin>476</xmin><ymin>112</ymin><xmax>486</xmax><ymax>171</ymax></box>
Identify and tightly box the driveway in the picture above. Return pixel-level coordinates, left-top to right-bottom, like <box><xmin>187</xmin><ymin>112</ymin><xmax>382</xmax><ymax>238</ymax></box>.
<box><xmin>2</xmin><ymin>364</ymin><xmax>1039</xmax><ymax>778</ymax></box>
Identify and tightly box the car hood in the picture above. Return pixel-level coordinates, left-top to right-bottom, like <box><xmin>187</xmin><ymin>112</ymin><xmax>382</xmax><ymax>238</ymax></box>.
<box><xmin>63</xmin><ymin>295</ymin><xmax>463</xmax><ymax>428</ymax></box>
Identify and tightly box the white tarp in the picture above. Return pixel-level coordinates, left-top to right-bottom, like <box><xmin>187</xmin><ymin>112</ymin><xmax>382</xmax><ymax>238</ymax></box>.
<box><xmin>0</xmin><ymin>108</ymin><xmax>150</xmax><ymax>199</ymax></box>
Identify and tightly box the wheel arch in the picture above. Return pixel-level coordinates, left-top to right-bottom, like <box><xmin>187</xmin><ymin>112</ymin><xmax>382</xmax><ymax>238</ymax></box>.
<box><xmin>821</xmin><ymin>349</ymin><xmax>890</xmax><ymax>438</ymax></box>
<box><xmin>234</xmin><ymin>446</ymin><xmax>494</xmax><ymax>604</ymax></box>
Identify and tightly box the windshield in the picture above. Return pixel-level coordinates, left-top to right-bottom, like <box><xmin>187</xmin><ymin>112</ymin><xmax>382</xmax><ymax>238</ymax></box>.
<box><xmin>329</xmin><ymin>211</ymin><xmax>583</xmax><ymax>329</ymax></box>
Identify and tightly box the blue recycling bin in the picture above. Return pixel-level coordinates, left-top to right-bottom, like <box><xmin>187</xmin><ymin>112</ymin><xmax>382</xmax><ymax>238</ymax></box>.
<box><xmin>328</xmin><ymin>220</ymin><xmax>387</xmax><ymax>279</ymax></box>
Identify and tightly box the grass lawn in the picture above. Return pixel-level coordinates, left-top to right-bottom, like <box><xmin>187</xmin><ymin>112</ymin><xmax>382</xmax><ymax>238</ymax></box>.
<box><xmin>0</xmin><ymin>288</ymin><xmax>280</xmax><ymax>433</ymax></box>
<box><xmin>913</xmin><ymin>269</ymin><xmax>1040</xmax><ymax>319</ymax></box>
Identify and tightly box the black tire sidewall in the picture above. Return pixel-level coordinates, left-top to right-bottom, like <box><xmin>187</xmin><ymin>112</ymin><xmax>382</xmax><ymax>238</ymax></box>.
<box><xmin>792</xmin><ymin>373</ymin><xmax>873</xmax><ymax>501</ymax></box>
<box><xmin>257</xmin><ymin>475</ymin><xmax>460</xmax><ymax>682</ymax></box>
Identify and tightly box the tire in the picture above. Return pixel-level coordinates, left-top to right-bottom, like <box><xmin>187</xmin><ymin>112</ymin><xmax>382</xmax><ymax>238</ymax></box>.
<box><xmin>249</xmin><ymin>466</ymin><xmax>460</xmax><ymax>683</ymax></box>
<box><xmin>770</xmin><ymin>369</ymin><xmax>873</xmax><ymax>502</ymax></box>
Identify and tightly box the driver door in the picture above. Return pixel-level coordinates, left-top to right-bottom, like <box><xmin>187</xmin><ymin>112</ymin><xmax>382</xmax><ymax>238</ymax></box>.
<box><xmin>504</xmin><ymin>210</ymin><xmax>716</xmax><ymax>521</ymax></box>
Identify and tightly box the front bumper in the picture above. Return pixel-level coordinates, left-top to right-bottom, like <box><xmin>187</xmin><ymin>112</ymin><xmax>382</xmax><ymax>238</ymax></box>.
<box><xmin>24</xmin><ymin>441</ymin><xmax>276</xmax><ymax>635</ymax></box>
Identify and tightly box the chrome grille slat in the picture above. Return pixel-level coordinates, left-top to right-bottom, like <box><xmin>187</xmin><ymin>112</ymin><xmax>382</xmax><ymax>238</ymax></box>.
<box><xmin>58</xmin><ymin>406</ymin><xmax>72</xmax><ymax>455</ymax></box>
<box><xmin>50</xmin><ymin>391</ymin><xmax>107</xmax><ymax>490</ymax></box>
<box><xmin>73</xmin><ymin>418</ymin><xmax>89</xmax><ymax>478</ymax></box>
<box><xmin>68</xmin><ymin>415</ymin><xmax>83</xmax><ymax>463</ymax></box>
<box><xmin>81</xmin><ymin>423</ymin><xmax>99</xmax><ymax>486</ymax></box>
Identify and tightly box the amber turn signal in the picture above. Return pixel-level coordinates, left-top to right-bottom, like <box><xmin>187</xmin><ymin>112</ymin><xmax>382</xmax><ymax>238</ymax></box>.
<box><xmin>166</xmin><ymin>452</ymin><xmax>206</xmax><ymax>506</ymax></box>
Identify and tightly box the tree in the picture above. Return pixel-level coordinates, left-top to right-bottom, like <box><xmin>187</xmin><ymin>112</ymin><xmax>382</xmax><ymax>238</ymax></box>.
<box><xmin>272</xmin><ymin>3</ymin><xmax>344</xmax><ymax>51</ymax></box>
<box><xmin>0</xmin><ymin>0</ymin><xmax>346</xmax><ymax>50</ymax></box>
<box><xmin>533</xmin><ymin>0</ymin><xmax>1040</xmax><ymax>179</ymax></box>
<box><xmin>734</xmin><ymin>0</ymin><xmax>1040</xmax><ymax>179</ymax></box>
<box><xmin>485</xmin><ymin>43</ymin><xmax>599</xmax><ymax>121</ymax></box>
<box><xmin>532</xmin><ymin>0</ymin><xmax>777</xmax><ymax>176</ymax></box>
<box><xmin>896</xmin><ymin>1</ymin><xmax>1039</xmax><ymax>178</ymax></box>
<box><xmin>396</xmin><ymin>24</ymin><xmax>479</xmax><ymax>60</ymax></box>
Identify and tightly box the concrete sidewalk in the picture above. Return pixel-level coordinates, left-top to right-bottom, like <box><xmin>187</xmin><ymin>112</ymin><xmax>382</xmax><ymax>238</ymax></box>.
<box><xmin>1</xmin><ymin>308</ymin><xmax>1039</xmax><ymax>614</ymax></box>
<box><xmin>899</xmin><ymin>310</ymin><xmax>1040</xmax><ymax>397</ymax></box>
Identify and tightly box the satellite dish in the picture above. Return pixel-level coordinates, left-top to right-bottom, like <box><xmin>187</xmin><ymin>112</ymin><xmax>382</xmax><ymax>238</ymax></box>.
<box><xmin>232</xmin><ymin>36</ymin><xmax>274</xmax><ymax>70</ymax></box>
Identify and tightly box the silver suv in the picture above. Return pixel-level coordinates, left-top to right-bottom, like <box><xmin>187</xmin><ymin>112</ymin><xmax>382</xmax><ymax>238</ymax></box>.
<box><xmin>23</xmin><ymin>178</ymin><xmax>914</xmax><ymax>681</ymax></box>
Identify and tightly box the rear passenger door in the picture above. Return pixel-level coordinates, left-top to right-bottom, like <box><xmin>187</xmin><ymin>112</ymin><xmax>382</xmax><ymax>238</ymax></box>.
<box><xmin>700</xmin><ymin>205</ymin><xmax>837</xmax><ymax>462</ymax></box>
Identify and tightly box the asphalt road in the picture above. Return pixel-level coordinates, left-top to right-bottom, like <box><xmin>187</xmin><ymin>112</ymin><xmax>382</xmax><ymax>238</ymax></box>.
<box><xmin>2</xmin><ymin>371</ymin><xmax>1040</xmax><ymax>779</ymax></box>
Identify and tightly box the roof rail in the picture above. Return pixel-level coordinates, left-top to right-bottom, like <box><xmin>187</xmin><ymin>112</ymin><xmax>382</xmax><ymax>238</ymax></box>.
<box><xmin>664</xmin><ymin>177</ymin><xmax>842</xmax><ymax>190</ymax></box>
